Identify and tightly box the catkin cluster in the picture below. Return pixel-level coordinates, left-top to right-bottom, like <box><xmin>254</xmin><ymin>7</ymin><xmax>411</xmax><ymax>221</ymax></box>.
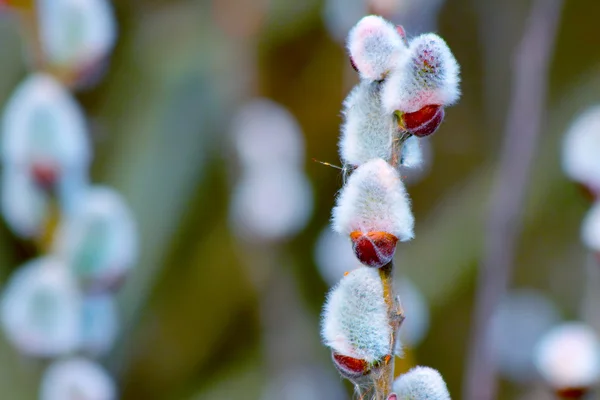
<box><xmin>320</xmin><ymin>15</ymin><xmax>459</xmax><ymax>399</ymax></box>
<box><xmin>0</xmin><ymin>2</ymin><xmax>132</xmax><ymax>399</ymax></box>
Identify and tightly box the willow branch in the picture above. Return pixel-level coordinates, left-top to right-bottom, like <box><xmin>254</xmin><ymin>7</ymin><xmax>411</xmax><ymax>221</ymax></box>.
<box><xmin>463</xmin><ymin>1</ymin><xmax>563</xmax><ymax>399</ymax></box>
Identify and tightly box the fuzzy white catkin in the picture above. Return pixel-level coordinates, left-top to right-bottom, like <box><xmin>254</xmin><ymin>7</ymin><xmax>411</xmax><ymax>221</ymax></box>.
<box><xmin>231</xmin><ymin>98</ymin><xmax>305</xmax><ymax>171</ymax></box>
<box><xmin>393</xmin><ymin>366</ymin><xmax>451</xmax><ymax>400</ymax></box>
<box><xmin>37</xmin><ymin>0</ymin><xmax>117</xmax><ymax>72</ymax></box>
<box><xmin>332</xmin><ymin>158</ymin><xmax>414</xmax><ymax>241</ymax></box>
<box><xmin>41</xmin><ymin>357</ymin><xmax>116</xmax><ymax>400</ymax></box>
<box><xmin>0</xmin><ymin>257</ymin><xmax>81</xmax><ymax>357</ymax></box>
<box><xmin>53</xmin><ymin>186</ymin><xmax>138</xmax><ymax>291</ymax></box>
<box><xmin>382</xmin><ymin>33</ymin><xmax>460</xmax><ymax>114</ymax></box>
<box><xmin>1</xmin><ymin>73</ymin><xmax>90</xmax><ymax>168</ymax></box>
<box><xmin>562</xmin><ymin>105</ymin><xmax>600</xmax><ymax>190</ymax></box>
<box><xmin>321</xmin><ymin>267</ymin><xmax>391</xmax><ymax>363</ymax></box>
<box><xmin>534</xmin><ymin>322</ymin><xmax>600</xmax><ymax>390</ymax></box>
<box><xmin>347</xmin><ymin>15</ymin><xmax>408</xmax><ymax>81</ymax></box>
<box><xmin>339</xmin><ymin>81</ymin><xmax>397</xmax><ymax>167</ymax></box>
<box><xmin>582</xmin><ymin>201</ymin><xmax>600</xmax><ymax>252</ymax></box>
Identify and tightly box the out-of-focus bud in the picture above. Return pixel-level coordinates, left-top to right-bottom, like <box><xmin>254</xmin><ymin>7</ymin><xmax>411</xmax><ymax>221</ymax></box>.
<box><xmin>339</xmin><ymin>81</ymin><xmax>397</xmax><ymax>167</ymax></box>
<box><xmin>323</xmin><ymin>0</ymin><xmax>367</xmax><ymax>43</ymax></box>
<box><xmin>347</xmin><ymin>15</ymin><xmax>408</xmax><ymax>81</ymax></box>
<box><xmin>79</xmin><ymin>294</ymin><xmax>118</xmax><ymax>356</ymax></box>
<box><xmin>400</xmin><ymin>136</ymin><xmax>423</xmax><ymax>169</ymax></box>
<box><xmin>37</xmin><ymin>0</ymin><xmax>116</xmax><ymax>86</ymax></box>
<box><xmin>0</xmin><ymin>257</ymin><xmax>80</xmax><ymax>357</ymax></box>
<box><xmin>53</xmin><ymin>186</ymin><xmax>138</xmax><ymax>293</ymax></box>
<box><xmin>314</xmin><ymin>226</ymin><xmax>362</xmax><ymax>286</ymax></box>
<box><xmin>230</xmin><ymin>98</ymin><xmax>305</xmax><ymax>171</ymax></box>
<box><xmin>562</xmin><ymin>105</ymin><xmax>600</xmax><ymax>197</ymax></box>
<box><xmin>350</xmin><ymin>230</ymin><xmax>398</xmax><ymax>268</ymax></box>
<box><xmin>1</xmin><ymin>73</ymin><xmax>90</xmax><ymax>172</ymax></box>
<box><xmin>40</xmin><ymin>357</ymin><xmax>116</xmax><ymax>400</ymax></box>
<box><xmin>321</xmin><ymin>267</ymin><xmax>392</xmax><ymax>374</ymax></box>
<box><xmin>489</xmin><ymin>288</ymin><xmax>561</xmax><ymax>383</ymax></box>
<box><xmin>382</xmin><ymin>33</ymin><xmax>460</xmax><ymax>115</ymax></box>
<box><xmin>400</xmin><ymin>104</ymin><xmax>445</xmax><ymax>137</ymax></box>
<box><xmin>534</xmin><ymin>323</ymin><xmax>600</xmax><ymax>395</ymax></box>
<box><xmin>393</xmin><ymin>366</ymin><xmax>451</xmax><ymax>400</ymax></box>
<box><xmin>332</xmin><ymin>159</ymin><xmax>414</xmax><ymax>266</ymax></box>
<box><xmin>261</xmin><ymin>366</ymin><xmax>347</xmax><ymax>400</ymax></box>
<box><xmin>582</xmin><ymin>202</ymin><xmax>600</xmax><ymax>256</ymax></box>
<box><xmin>230</xmin><ymin>168</ymin><xmax>313</xmax><ymax>243</ymax></box>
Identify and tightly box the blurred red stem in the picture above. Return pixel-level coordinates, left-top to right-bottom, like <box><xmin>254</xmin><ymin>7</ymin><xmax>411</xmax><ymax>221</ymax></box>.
<box><xmin>463</xmin><ymin>0</ymin><xmax>563</xmax><ymax>399</ymax></box>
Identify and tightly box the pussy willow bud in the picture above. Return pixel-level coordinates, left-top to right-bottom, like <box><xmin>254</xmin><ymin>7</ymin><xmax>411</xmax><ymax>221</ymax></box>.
<box><xmin>53</xmin><ymin>186</ymin><xmax>138</xmax><ymax>293</ymax></box>
<box><xmin>347</xmin><ymin>15</ymin><xmax>408</xmax><ymax>81</ymax></box>
<box><xmin>382</xmin><ymin>33</ymin><xmax>460</xmax><ymax>115</ymax></box>
<box><xmin>332</xmin><ymin>158</ymin><xmax>414</xmax><ymax>267</ymax></box>
<box><xmin>562</xmin><ymin>105</ymin><xmax>600</xmax><ymax>196</ymax></box>
<box><xmin>0</xmin><ymin>257</ymin><xmax>80</xmax><ymax>357</ymax></box>
<box><xmin>37</xmin><ymin>0</ymin><xmax>117</xmax><ymax>85</ymax></box>
<box><xmin>393</xmin><ymin>366</ymin><xmax>451</xmax><ymax>400</ymax></box>
<box><xmin>534</xmin><ymin>323</ymin><xmax>600</xmax><ymax>394</ymax></box>
<box><xmin>339</xmin><ymin>81</ymin><xmax>398</xmax><ymax>167</ymax></box>
<box><xmin>321</xmin><ymin>267</ymin><xmax>392</xmax><ymax>375</ymax></box>
<box><xmin>41</xmin><ymin>357</ymin><xmax>116</xmax><ymax>400</ymax></box>
<box><xmin>400</xmin><ymin>136</ymin><xmax>424</xmax><ymax>169</ymax></box>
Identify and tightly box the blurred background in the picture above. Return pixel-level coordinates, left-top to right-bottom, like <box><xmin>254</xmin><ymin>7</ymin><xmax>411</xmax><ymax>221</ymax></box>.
<box><xmin>0</xmin><ymin>0</ymin><xmax>600</xmax><ymax>399</ymax></box>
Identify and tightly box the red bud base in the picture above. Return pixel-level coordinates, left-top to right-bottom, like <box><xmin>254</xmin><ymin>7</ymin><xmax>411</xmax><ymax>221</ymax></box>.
<box><xmin>556</xmin><ymin>387</ymin><xmax>589</xmax><ymax>399</ymax></box>
<box><xmin>31</xmin><ymin>162</ymin><xmax>58</xmax><ymax>191</ymax></box>
<box><xmin>350</xmin><ymin>231</ymin><xmax>398</xmax><ymax>268</ymax></box>
<box><xmin>402</xmin><ymin>105</ymin><xmax>444</xmax><ymax>137</ymax></box>
<box><xmin>577</xmin><ymin>182</ymin><xmax>598</xmax><ymax>203</ymax></box>
<box><xmin>332</xmin><ymin>352</ymin><xmax>370</xmax><ymax>379</ymax></box>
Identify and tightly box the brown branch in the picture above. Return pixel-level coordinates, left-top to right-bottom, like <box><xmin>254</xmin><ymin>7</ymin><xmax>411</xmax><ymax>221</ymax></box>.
<box><xmin>463</xmin><ymin>0</ymin><xmax>563</xmax><ymax>399</ymax></box>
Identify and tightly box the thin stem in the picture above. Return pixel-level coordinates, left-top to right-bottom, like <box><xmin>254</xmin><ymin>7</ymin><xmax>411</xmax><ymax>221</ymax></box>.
<box><xmin>463</xmin><ymin>1</ymin><xmax>563</xmax><ymax>399</ymax></box>
<box><xmin>372</xmin><ymin>129</ymin><xmax>410</xmax><ymax>399</ymax></box>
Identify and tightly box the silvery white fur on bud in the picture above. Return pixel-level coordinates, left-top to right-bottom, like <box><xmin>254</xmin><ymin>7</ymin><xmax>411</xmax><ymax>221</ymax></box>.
<box><xmin>53</xmin><ymin>186</ymin><xmax>138</xmax><ymax>293</ymax></box>
<box><xmin>321</xmin><ymin>267</ymin><xmax>391</xmax><ymax>363</ymax></box>
<box><xmin>534</xmin><ymin>322</ymin><xmax>600</xmax><ymax>391</ymax></box>
<box><xmin>382</xmin><ymin>33</ymin><xmax>460</xmax><ymax>114</ymax></box>
<box><xmin>1</xmin><ymin>73</ymin><xmax>90</xmax><ymax>168</ymax></box>
<box><xmin>37</xmin><ymin>0</ymin><xmax>117</xmax><ymax>74</ymax></box>
<box><xmin>536</xmin><ymin>323</ymin><xmax>600</xmax><ymax>392</ymax></box>
<box><xmin>562</xmin><ymin>105</ymin><xmax>600</xmax><ymax>191</ymax></box>
<box><xmin>582</xmin><ymin>202</ymin><xmax>600</xmax><ymax>252</ymax></box>
<box><xmin>332</xmin><ymin>158</ymin><xmax>414</xmax><ymax>242</ymax></box>
<box><xmin>0</xmin><ymin>257</ymin><xmax>80</xmax><ymax>357</ymax></box>
<box><xmin>393</xmin><ymin>366</ymin><xmax>451</xmax><ymax>400</ymax></box>
<box><xmin>339</xmin><ymin>81</ymin><xmax>397</xmax><ymax>167</ymax></box>
<box><xmin>40</xmin><ymin>357</ymin><xmax>117</xmax><ymax>400</ymax></box>
<box><xmin>347</xmin><ymin>15</ymin><xmax>408</xmax><ymax>81</ymax></box>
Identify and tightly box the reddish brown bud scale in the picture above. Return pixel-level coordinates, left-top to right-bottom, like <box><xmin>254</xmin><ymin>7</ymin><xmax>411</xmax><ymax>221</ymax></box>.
<box><xmin>395</xmin><ymin>25</ymin><xmax>408</xmax><ymax>46</ymax></box>
<box><xmin>576</xmin><ymin>182</ymin><xmax>598</xmax><ymax>203</ymax></box>
<box><xmin>31</xmin><ymin>162</ymin><xmax>58</xmax><ymax>191</ymax></box>
<box><xmin>401</xmin><ymin>105</ymin><xmax>445</xmax><ymax>137</ymax></box>
<box><xmin>387</xmin><ymin>394</ymin><xmax>398</xmax><ymax>400</ymax></box>
<box><xmin>556</xmin><ymin>387</ymin><xmax>589</xmax><ymax>399</ymax></box>
<box><xmin>350</xmin><ymin>231</ymin><xmax>398</xmax><ymax>268</ymax></box>
<box><xmin>332</xmin><ymin>352</ymin><xmax>370</xmax><ymax>379</ymax></box>
<box><xmin>349</xmin><ymin>56</ymin><xmax>359</xmax><ymax>72</ymax></box>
